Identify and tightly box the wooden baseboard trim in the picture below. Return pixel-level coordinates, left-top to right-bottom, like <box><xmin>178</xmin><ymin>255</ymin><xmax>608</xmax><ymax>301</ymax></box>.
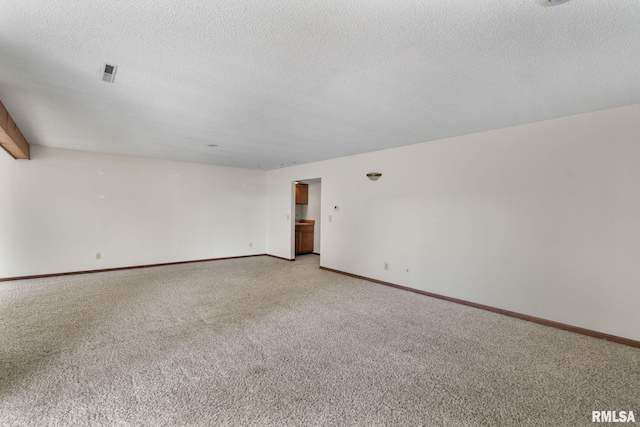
<box><xmin>319</xmin><ymin>266</ymin><xmax>640</xmax><ymax>349</ymax></box>
<box><xmin>265</xmin><ymin>254</ymin><xmax>295</xmax><ymax>262</ymax></box>
<box><xmin>0</xmin><ymin>254</ymin><xmax>265</xmax><ymax>282</ymax></box>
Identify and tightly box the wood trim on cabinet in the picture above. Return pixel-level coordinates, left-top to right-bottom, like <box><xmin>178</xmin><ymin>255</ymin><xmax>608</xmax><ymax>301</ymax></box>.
<box><xmin>0</xmin><ymin>254</ymin><xmax>264</xmax><ymax>282</ymax></box>
<box><xmin>319</xmin><ymin>266</ymin><xmax>640</xmax><ymax>349</ymax></box>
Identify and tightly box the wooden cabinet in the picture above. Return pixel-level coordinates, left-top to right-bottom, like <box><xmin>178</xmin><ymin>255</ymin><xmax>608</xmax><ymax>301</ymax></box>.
<box><xmin>299</xmin><ymin>225</ymin><xmax>314</xmax><ymax>254</ymax></box>
<box><xmin>295</xmin><ymin>221</ymin><xmax>314</xmax><ymax>254</ymax></box>
<box><xmin>295</xmin><ymin>183</ymin><xmax>308</xmax><ymax>205</ymax></box>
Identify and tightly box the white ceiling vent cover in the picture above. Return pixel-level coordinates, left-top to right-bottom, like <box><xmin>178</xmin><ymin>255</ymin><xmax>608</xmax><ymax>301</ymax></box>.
<box><xmin>102</xmin><ymin>64</ymin><xmax>117</xmax><ymax>83</ymax></box>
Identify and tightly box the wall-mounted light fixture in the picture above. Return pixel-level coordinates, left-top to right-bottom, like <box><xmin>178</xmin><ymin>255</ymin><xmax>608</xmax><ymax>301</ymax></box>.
<box><xmin>366</xmin><ymin>172</ymin><xmax>382</xmax><ymax>181</ymax></box>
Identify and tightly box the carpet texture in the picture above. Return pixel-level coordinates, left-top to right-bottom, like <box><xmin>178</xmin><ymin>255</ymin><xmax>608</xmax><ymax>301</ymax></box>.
<box><xmin>1</xmin><ymin>255</ymin><xmax>638</xmax><ymax>426</ymax></box>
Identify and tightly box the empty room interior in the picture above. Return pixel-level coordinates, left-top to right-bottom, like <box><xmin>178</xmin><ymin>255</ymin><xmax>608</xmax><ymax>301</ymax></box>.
<box><xmin>1</xmin><ymin>0</ymin><xmax>639</xmax><ymax>426</ymax></box>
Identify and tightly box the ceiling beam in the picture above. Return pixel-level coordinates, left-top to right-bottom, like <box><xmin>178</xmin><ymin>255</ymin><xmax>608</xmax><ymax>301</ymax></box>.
<box><xmin>0</xmin><ymin>99</ymin><xmax>30</xmax><ymax>160</ymax></box>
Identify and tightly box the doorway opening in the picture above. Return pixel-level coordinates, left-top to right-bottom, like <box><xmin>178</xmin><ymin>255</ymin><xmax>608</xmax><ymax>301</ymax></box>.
<box><xmin>292</xmin><ymin>178</ymin><xmax>321</xmax><ymax>260</ymax></box>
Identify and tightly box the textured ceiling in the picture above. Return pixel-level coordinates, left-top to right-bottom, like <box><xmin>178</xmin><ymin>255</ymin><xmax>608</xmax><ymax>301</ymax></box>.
<box><xmin>1</xmin><ymin>0</ymin><xmax>639</xmax><ymax>170</ymax></box>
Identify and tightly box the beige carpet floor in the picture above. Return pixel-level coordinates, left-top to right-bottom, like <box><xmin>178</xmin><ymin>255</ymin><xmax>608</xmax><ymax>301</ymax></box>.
<box><xmin>0</xmin><ymin>254</ymin><xmax>638</xmax><ymax>426</ymax></box>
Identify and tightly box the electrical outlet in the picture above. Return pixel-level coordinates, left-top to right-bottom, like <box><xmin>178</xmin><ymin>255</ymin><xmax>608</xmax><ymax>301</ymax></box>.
<box><xmin>95</xmin><ymin>252</ymin><xmax>101</xmax><ymax>260</ymax></box>
<box><xmin>384</xmin><ymin>262</ymin><xmax>389</xmax><ymax>270</ymax></box>
<box><xmin>286</xmin><ymin>213</ymin><xmax>290</xmax><ymax>220</ymax></box>
<box><xmin>328</xmin><ymin>214</ymin><xmax>333</xmax><ymax>222</ymax></box>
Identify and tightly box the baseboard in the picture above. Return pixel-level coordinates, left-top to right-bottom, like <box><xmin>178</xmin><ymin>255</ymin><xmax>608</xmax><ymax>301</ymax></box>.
<box><xmin>0</xmin><ymin>254</ymin><xmax>265</xmax><ymax>282</ymax></box>
<box><xmin>319</xmin><ymin>266</ymin><xmax>640</xmax><ymax>349</ymax></box>
<box><xmin>265</xmin><ymin>254</ymin><xmax>295</xmax><ymax>262</ymax></box>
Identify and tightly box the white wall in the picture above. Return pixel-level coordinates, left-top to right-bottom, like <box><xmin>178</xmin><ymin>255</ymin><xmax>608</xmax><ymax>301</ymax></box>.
<box><xmin>0</xmin><ymin>146</ymin><xmax>266</xmax><ymax>278</ymax></box>
<box><xmin>266</xmin><ymin>104</ymin><xmax>640</xmax><ymax>341</ymax></box>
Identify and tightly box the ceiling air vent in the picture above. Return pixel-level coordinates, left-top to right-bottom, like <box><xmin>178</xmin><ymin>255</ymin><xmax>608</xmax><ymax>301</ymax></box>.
<box><xmin>102</xmin><ymin>64</ymin><xmax>117</xmax><ymax>83</ymax></box>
